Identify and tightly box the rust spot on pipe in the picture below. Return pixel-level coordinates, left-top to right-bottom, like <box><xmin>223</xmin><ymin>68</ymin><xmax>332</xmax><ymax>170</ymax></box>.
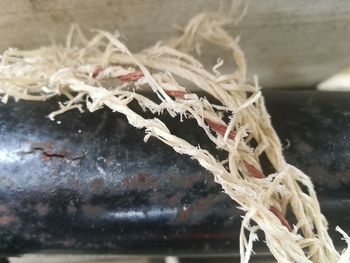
<box><xmin>19</xmin><ymin>141</ymin><xmax>84</xmax><ymax>161</ymax></box>
<box><xmin>137</xmin><ymin>173</ymin><xmax>152</xmax><ymax>184</ymax></box>
<box><xmin>122</xmin><ymin>172</ymin><xmax>160</xmax><ymax>189</ymax></box>
<box><xmin>91</xmin><ymin>178</ymin><xmax>104</xmax><ymax>190</ymax></box>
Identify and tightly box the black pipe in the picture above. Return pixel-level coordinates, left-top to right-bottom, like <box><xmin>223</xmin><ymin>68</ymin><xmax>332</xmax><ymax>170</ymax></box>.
<box><xmin>0</xmin><ymin>91</ymin><xmax>349</xmax><ymax>256</ymax></box>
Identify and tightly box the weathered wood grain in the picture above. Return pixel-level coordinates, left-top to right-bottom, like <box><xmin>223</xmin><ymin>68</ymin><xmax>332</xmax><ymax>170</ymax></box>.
<box><xmin>1</xmin><ymin>0</ymin><xmax>350</xmax><ymax>88</ymax></box>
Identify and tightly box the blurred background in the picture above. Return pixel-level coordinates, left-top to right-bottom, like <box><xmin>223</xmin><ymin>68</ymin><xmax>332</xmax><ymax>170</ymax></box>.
<box><xmin>1</xmin><ymin>0</ymin><xmax>350</xmax><ymax>89</ymax></box>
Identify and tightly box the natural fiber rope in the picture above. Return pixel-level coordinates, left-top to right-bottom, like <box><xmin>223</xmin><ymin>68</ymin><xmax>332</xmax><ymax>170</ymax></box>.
<box><xmin>0</xmin><ymin>2</ymin><xmax>349</xmax><ymax>262</ymax></box>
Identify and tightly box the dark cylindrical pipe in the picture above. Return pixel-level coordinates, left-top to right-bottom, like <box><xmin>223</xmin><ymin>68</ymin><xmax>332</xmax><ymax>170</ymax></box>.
<box><xmin>0</xmin><ymin>91</ymin><xmax>349</xmax><ymax>256</ymax></box>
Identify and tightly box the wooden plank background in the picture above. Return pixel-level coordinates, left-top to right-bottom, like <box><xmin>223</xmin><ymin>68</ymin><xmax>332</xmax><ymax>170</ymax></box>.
<box><xmin>1</xmin><ymin>0</ymin><xmax>350</xmax><ymax>88</ymax></box>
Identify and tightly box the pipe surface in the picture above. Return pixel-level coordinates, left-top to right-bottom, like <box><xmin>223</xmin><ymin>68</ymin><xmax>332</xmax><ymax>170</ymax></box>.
<box><xmin>0</xmin><ymin>91</ymin><xmax>349</xmax><ymax>256</ymax></box>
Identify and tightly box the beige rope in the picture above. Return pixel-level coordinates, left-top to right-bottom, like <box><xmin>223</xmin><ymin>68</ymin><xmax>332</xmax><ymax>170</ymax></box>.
<box><xmin>0</xmin><ymin>3</ymin><xmax>349</xmax><ymax>262</ymax></box>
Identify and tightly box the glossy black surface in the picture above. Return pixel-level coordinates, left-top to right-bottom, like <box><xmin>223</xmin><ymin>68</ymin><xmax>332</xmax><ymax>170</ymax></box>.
<box><xmin>0</xmin><ymin>91</ymin><xmax>349</xmax><ymax>256</ymax></box>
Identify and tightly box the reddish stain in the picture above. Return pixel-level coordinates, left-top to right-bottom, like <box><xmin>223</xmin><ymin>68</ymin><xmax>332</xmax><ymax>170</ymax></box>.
<box><xmin>137</xmin><ymin>173</ymin><xmax>152</xmax><ymax>184</ymax></box>
<box><xmin>117</xmin><ymin>71</ymin><xmax>144</xmax><ymax>81</ymax></box>
<box><xmin>29</xmin><ymin>141</ymin><xmax>67</xmax><ymax>160</ymax></box>
<box><xmin>205</xmin><ymin>119</ymin><xmax>236</xmax><ymax>140</ymax></box>
<box><xmin>122</xmin><ymin>173</ymin><xmax>160</xmax><ymax>189</ymax></box>
<box><xmin>92</xmin><ymin>67</ymin><xmax>103</xmax><ymax>78</ymax></box>
<box><xmin>91</xmin><ymin>178</ymin><xmax>104</xmax><ymax>190</ymax></box>
<box><xmin>178</xmin><ymin>208</ymin><xmax>191</xmax><ymax>221</ymax></box>
<box><xmin>0</xmin><ymin>215</ymin><xmax>16</xmax><ymax>225</ymax></box>
<box><xmin>164</xmin><ymin>89</ymin><xmax>188</xmax><ymax>99</ymax></box>
<box><xmin>269</xmin><ymin>206</ymin><xmax>292</xmax><ymax>232</ymax></box>
<box><xmin>244</xmin><ymin>162</ymin><xmax>266</xmax><ymax>179</ymax></box>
